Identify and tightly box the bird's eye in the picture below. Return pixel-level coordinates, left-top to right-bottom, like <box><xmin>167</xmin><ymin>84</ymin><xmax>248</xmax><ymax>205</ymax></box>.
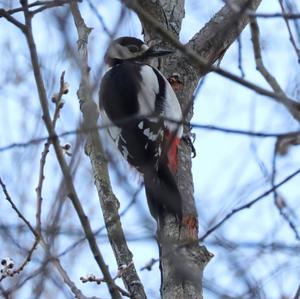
<box><xmin>128</xmin><ymin>45</ymin><xmax>139</xmax><ymax>52</ymax></box>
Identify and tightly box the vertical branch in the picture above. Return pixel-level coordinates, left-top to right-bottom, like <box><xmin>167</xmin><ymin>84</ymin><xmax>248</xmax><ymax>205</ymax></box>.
<box><xmin>237</xmin><ymin>35</ymin><xmax>245</xmax><ymax>77</ymax></box>
<box><xmin>279</xmin><ymin>0</ymin><xmax>300</xmax><ymax>63</ymax></box>
<box><xmin>272</xmin><ymin>142</ymin><xmax>300</xmax><ymax>240</ymax></box>
<box><xmin>250</xmin><ymin>17</ymin><xmax>300</xmax><ymax>120</ymax></box>
<box><xmin>69</xmin><ymin>3</ymin><xmax>147</xmax><ymax>298</ymax></box>
<box><xmin>122</xmin><ymin>1</ymin><xmax>212</xmax><ymax>299</ymax></box>
<box><xmin>18</xmin><ymin>1</ymin><xmax>120</xmax><ymax>297</ymax></box>
<box><xmin>35</xmin><ymin>71</ymin><xmax>66</xmax><ymax>234</ymax></box>
<box><xmin>0</xmin><ymin>178</ymin><xmax>93</xmax><ymax>299</ymax></box>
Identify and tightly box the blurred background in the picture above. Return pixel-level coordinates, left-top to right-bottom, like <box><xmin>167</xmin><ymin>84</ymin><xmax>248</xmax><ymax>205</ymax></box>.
<box><xmin>0</xmin><ymin>1</ymin><xmax>300</xmax><ymax>298</ymax></box>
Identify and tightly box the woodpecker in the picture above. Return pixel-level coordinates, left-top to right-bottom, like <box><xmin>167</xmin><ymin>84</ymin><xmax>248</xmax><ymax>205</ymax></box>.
<box><xmin>99</xmin><ymin>37</ymin><xmax>183</xmax><ymax>222</ymax></box>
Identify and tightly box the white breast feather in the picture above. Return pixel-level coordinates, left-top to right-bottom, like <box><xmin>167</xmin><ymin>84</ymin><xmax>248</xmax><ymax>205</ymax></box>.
<box><xmin>149</xmin><ymin>68</ymin><xmax>183</xmax><ymax>138</ymax></box>
<box><xmin>163</xmin><ymin>78</ymin><xmax>183</xmax><ymax>138</ymax></box>
<box><xmin>137</xmin><ymin>65</ymin><xmax>159</xmax><ymax>116</ymax></box>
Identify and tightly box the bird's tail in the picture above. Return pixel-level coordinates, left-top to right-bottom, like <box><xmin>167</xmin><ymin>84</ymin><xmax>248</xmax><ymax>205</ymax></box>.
<box><xmin>143</xmin><ymin>161</ymin><xmax>182</xmax><ymax>222</ymax></box>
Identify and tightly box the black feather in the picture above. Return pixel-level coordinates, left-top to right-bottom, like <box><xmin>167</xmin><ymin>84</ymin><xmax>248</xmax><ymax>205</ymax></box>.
<box><xmin>99</xmin><ymin>62</ymin><xmax>142</xmax><ymax>121</ymax></box>
<box><xmin>99</xmin><ymin>59</ymin><xmax>182</xmax><ymax>222</ymax></box>
<box><xmin>144</xmin><ymin>161</ymin><xmax>182</xmax><ymax>222</ymax></box>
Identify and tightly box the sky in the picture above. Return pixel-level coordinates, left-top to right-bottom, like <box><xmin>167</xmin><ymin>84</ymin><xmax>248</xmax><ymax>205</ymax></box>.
<box><xmin>0</xmin><ymin>1</ymin><xmax>300</xmax><ymax>298</ymax></box>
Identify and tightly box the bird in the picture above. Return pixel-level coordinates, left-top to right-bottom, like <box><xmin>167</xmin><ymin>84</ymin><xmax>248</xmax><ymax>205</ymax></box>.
<box><xmin>99</xmin><ymin>37</ymin><xmax>183</xmax><ymax>223</ymax></box>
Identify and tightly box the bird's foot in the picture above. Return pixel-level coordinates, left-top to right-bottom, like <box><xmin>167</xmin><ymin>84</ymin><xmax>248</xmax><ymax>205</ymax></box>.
<box><xmin>182</xmin><ymin>128</ymin><xmax>196</xmax><ymax>158</ymax></box>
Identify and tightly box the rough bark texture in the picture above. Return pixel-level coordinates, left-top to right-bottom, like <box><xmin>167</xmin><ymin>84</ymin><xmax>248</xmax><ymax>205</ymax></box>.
<box><xmin>125</xmin><ymin>0</ymin><xmax>262</xmax><ymax>298</ymax></box>
<box><xmin>70</xmin><ymin>3</ymin><xmax>147</xmax><ymax>298</ymax></box>
<box><xmin>85</xmin><ymin>134</ymin><xmax>147</xmax><ymax>299</ymax></box>
<box><xmin>187</xmin><ymin>0</ymin><xmax>263</xmax><ymax>72</ymax></box>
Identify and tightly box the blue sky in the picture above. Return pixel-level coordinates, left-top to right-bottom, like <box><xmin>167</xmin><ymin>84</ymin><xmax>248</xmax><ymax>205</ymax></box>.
<box><xmin>0</xmin><ymin>1</ymin><xmax>300</xmax><ymax>298</ymax></box>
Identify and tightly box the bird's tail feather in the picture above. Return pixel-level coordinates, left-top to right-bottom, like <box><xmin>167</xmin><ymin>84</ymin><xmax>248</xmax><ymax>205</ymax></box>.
<box><xmin>143</xmin><ymin>162</ymin><xmax>182</xmax><ymax>222</ymax></box>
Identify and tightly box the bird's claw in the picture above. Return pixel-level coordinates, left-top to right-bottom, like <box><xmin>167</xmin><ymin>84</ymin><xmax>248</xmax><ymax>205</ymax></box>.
<box><xmin>182</xmin><ymin>130</ymin><xmax>196</xmax><ymax>158</ymax></box>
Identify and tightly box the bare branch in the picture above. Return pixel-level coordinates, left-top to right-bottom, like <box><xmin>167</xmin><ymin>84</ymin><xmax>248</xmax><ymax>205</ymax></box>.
<box><xmin>57</xmin><ymin>185</ymin><xmax>144</xmax><ymax>258</ymax></box>
<box><xmin>86</xmin><ymin>0</ymin><xmax>112</xmax><ymax>37</ymax></box>
<box><xmin>0</xmin><ymin>178</ymin><xmax>99</xmax><ymax>299</ymax></box>
<box><xmin>187</xmin><ymin>0</ymin><xmax>262</xmax><ymax>66</ymax></box>
<box><xmin>0</xmin><ymin>178</ymin><xmax>38</xmax><ymax>238</ymax></box>
<box><xmin>0</xmin><ymin>8</ymin><xmax>26</xmax><ymax>32</ymax></box>
<box><xmin>271</xmin><ymin>143</ymin><xmax>300</xmax><ymax>241</ymax></box>
<box><xmin>200</xmin><ymin>167</ymin><xmax>300</xmax><ymax>241</ymax></box>
<box><xmin>274</xmin><ymin>195</ymin><xmax>300</xmax><ymax>240</ymax></box>
<box><xmin>250</xmin><ymin>17</ymin><xmax>300</xmax><ymax>120</ymax></box>
<box><xmin>237</xmin><ymin>35</ymin><xmax>245</xmax><ymax>77</ymax></box>
<box><xmin>0</xmin><ymin>0</ymin><xmax>79</xmax><ymax>16</ymax></box>
<box><xmin>1</xmin><ymin>117</ymin><xmax>300</xmax><ymax>153</ymax></box>
<box><xmin>16</xmin><ymin>2</ymin><xmax>121</xmax><ymax>297</ymax></box>
<box><xmin>123</xmin><ymin>0</ymin><xmax>300</xmax><ymax>114</ymax></box>
<box><xmin>36</xmin><ymin>71</ymin><xmax>67</xmax><ymax>234</ymax></box>
<box><xmin>10</xmin><ymin>240</ymin><xmax>39</xmax><ymax>278</ymax></box>
<box><xmin>80</xmin><ymin>264</ymin><xmax>134</xmax><ymax>298</ymax></box>
<box><xmin>249</xmin><ymin>11</ymin><xmax>300</xmax><ymax>19</ymax></box>
<box><xmin>278</xmin><ymin>0</ymin><xmax>300</xmax><ymax>63</ymax></box>
<box><xmin>69</xmin><ymin>2</ymin><xmax>147</xmax><ymax>298</ymax></box>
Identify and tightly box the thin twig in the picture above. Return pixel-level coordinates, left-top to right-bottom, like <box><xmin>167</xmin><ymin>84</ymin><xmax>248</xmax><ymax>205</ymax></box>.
<box><xmin>57</xmin><ymin>184</ymin><xmax>144</xmax><ymax>258</ymax></box>
<box><xmin>35</xmin><ymin>140</ymin><xmax>50</xmax><ymax>233</ymax></box>
<box><xmin>274</xmin><ymin>194</ymin><xmax>300</xmax><ymax>240</ymax></box>
<box><xmin>140</xmin><ymin>258</ymin><xmax>158</xmax><ymax>271</ymax></box>
<box><xmin>11</xmin><ymin>240</ymin><xmax>39</xmax><ymax>277</ymax></box>
<box><xmin>250</xmin><ymin>17</ymin><xmax>299</xmax><ymax>118</ymax></box>
<box><xmin>0</xmin><ymin>179</ymin><xmax>39</xmax><ymax>281</ymax></box>
<box><xmin>36</xmin><ymin>71</ymin><xmax>67</xmax><ymax>234</ymax></box>
<box><xmin>0</xmin><ymin>8</ymin><xmax>26</xmax><ymax>32</ymax></box>
<box><xmin>86</xmin><ymin>0</ymin><xmax>112</xmax><ymax>37</ymax></box>
<box><xmin>271</xmin><ymin>142</ymin><xmax>300</xmax><ymax>241</ymax></box>
<box><xmin>248</xmin><ymin>11</ymin><xmax>300</xmax><ymax>19</ymax></box>
<box><xmin>0</xmin><ymin>178</ymin><xmax>96</xmax><ymax>299</ymax></box>
<box><xmin>272</xmin><ymin>142</ymin><xmax>300</xmax><ymax>240</ymax></box>
<box><xmin>284</xmin><ymin>0</ymin><xmax>300</xmax><ymax>44</ymax></box>
<box><xmin>123</xmin><ymin>0</ymin><xmax>300</xmax><ymax>115</ymax></box>
<box><xmin>207</xmin><ymin>240</ymin><xmax>300</xmax><ymax>252</ymax></box>
<box><xmin>80</xmin><ymin>263</ymin><xmax>134</xmax><ymax>298</ymax></box>
<box><xmin>0</xmin><ymin>0</ymin><xmax>78</xmax><ymax>16</ymax></box>
<box><xmin>0</xmin><ymin>178</ymin><xmax>38</xmax><ymax>238</ymax></box>
<box><xmin>278</xmin><ymin>0</ymin><xmax>300</xmax><ymax>63</ymax></box>
<box><xmin>70</xmin><ymin>2</ymin><xmax>147</xmax><ymax>298</ymax></box>
<box><xmin>18</xmin><ymin>1</ymin><xmax>121</xmax><ymax>297</ymax></box>
<box><xmin>199</xmin><ymin>167</ymin><xmax>300</xmax><ymax>241</ymax></box>
<box><xmin>237</xmin><ymin>35</ymin><xmax>245</xmax><ymax>77</ymax></box>
<box><xmin>1</xmin><ymin>117</ymin><xmax>300</xmax><ymax>153</ymax></box>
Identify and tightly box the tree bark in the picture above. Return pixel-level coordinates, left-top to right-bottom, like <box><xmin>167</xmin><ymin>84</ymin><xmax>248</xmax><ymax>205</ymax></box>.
<box><xmin>125</xmin><ymin>0</ymin><xmax>262</xmax><ymax>298</ymax></box>
<box><xmin>70</xmin><ymin>3</ymin><xmax>147</xmax><ymax>298</ymax></box>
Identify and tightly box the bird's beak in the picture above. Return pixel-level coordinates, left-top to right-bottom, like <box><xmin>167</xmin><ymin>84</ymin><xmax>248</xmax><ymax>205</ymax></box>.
<box><xmin>142</xmin><ymin>46</ymin><xmax>174</xmax><ymax>58</ymax></box>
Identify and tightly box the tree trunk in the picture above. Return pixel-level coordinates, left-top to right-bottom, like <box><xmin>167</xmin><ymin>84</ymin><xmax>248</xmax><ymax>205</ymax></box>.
<box><xmin>125</xmin><ymin>0</ymin><xmax>262</xmax><ymax>298</ymax></box>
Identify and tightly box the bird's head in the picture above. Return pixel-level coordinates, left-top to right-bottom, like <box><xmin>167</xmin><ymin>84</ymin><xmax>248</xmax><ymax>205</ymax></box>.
<box><xmin>105</xmin><ymin>37</ymin><xmax>173</xmax><ymax>67</ymax></box>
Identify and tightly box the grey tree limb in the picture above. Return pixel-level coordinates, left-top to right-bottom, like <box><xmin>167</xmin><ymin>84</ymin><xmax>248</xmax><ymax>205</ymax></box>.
<box><xmin>187</xmin><ymin>0</ymin><xmax>262</xmax><ymax>68</ymax></box>
<box><xmin>4</xmin><ymin>1</ymin><xmax>122</xmax><ymax>297</ymax></box>
<box><xmin>0</xmin><ymin>178</ymin><xmax>98</xmax><ymax>299</ymax></box>
<box><xmin>124</xmin><ymin>0</ymin><xmax>264</xmax><ymax>298</ymax></box>
<box><xmin>124</xmin><ymin>0</ymin><xmax>300</xmax><ymax>120</ymax></box>
<box><xmin>69</xmin><ymin>2</ymin><xmax>147</xmax><ymax>298</ymax></box>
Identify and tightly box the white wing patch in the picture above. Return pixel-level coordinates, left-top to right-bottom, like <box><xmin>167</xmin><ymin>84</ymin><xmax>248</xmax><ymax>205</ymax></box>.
<box><xmin>138</xmin><ymin>66</ymin><xmax>183</xmax><ymax>139</ymax></box>
<box><xmin>121</xmin><ymin>145</ymin><xmax>131</xmax><ymax>160</ymax></box>
<box><xmin>137</xmin><ymin>66</ymin><xmax>159</xmax><ymax>115</ymax></box>
<box><xmin>160</xmin><ymin>74</ymin><xmax>183</xmax><ymax>138</ymax></box>
<box><xmin>143</xmin><ymin>128</ymin><xmax>159</xmax><ymax>141</ymax></box>
<box><xmin>138</xmin><ymin>121</ymin><xmax>144</xmax><ymax>129</ymax></box>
